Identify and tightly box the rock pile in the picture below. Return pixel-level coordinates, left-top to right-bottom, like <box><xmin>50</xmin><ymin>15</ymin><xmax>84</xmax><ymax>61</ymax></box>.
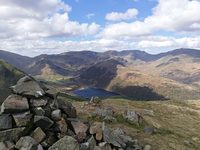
<box><xmin>0</xmin><ymin>76</ymin><xmax>144</xmax><ymax>150</ymax></box>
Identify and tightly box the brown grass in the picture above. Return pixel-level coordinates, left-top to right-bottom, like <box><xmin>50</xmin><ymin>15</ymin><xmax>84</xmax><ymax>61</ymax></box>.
<box><xmin>73</xmin><ymin>98</ymin><xmax>200</xmax><ymax>150</ymax></box>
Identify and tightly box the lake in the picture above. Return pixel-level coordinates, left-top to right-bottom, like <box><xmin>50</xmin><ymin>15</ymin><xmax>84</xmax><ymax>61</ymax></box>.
<box><xmin>73</xmin><ymin>87</ymin><xmax>119</xmax><ymax>100</ymax></box>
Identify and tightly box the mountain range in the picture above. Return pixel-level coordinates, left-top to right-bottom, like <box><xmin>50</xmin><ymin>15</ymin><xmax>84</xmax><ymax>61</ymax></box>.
<box><xmin>1</xmin><ymin>48</ymin><xmax>200</xmax><ymax>100</ymax></box>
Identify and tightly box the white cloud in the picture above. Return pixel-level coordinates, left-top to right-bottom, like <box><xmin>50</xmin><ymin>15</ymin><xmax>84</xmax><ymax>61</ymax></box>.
<box><xmin>0</xmin><ymin>0</ymin><xmax>200</xmax><ymax>56</ymax></box>
<box><xmin>0</xmin><ymin>0</ymin><xmax>100</xmax><ymax>40</ymax></box>
<box><xmin>101</xmin><ymin>0</ymin><xmax>200</xmax><ymax>39</ymax></box>
<box><xmin>86</xmin><ymin>13</ymin><xmax>95</xmax><ymax>19</ymax></box>
<box><xmin>105</xmin><ymin>8</ymin><xmax>138</xmax><ymax>21</ymax></box>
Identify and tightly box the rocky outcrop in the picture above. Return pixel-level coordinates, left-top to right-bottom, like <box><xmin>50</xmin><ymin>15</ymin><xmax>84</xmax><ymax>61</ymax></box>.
<box><xmin>0</xmin><ymin>76</ymin><xmax>144</xmax><ymax>150</ymax></box>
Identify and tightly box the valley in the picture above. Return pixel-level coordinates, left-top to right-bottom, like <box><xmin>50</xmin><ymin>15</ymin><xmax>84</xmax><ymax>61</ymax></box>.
<box><xmin>1</xmin><ymin>48</ymin><xmax>200</xmax><ymax>100</ymax></box>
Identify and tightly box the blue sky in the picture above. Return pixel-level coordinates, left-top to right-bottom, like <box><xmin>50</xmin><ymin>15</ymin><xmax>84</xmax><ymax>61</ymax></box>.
<box><xmin>0</xmin><ymin>0</ymin><xmax>200</xmax><ymax>56</ymax></box>
<box><xmin>66</xmin><ymin>0</ymin><xmax>157</xmax><ymax>24</ymax></box>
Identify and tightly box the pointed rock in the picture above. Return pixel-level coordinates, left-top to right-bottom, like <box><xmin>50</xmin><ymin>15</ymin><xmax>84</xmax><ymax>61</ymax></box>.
<box><xmin>12</xmin><ymin>76</ymin><xmax>45</xmax><ymax>98</ymax></box>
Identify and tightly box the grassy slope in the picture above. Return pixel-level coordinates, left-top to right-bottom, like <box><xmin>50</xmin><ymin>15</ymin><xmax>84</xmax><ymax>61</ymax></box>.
<box><xmin>73</xmin><ymin>98</ymin><xmax>200</xmax><ymax>150</ymax></box>
<box><xmin>0</xmin><ymin>60</ymin><xmax>24</xmax><ymax>103</ymax></box>
<box><xmin>107</xmin><ymin>65</ymin><xmax>200</xmax><ymax>100</ymax></box>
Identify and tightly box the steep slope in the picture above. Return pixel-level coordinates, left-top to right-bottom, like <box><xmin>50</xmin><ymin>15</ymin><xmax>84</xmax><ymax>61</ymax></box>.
<box><xmin>79</xmin><ymin>59</ymin><xmax>124</xmax><ymax>88</ymax></box>
<box><xmin>0</xmin><ymin>50</ymin><xmax>33</xmax><ymax>71</ymax></box>
<box><xmin>0</xmin><ymin>60</ymin><xmax>24</xmax><ymax>102</ymax></box>
<box><xmin>107</xmin><ymin>66</ymin><xmax>200</xmax><ymax>100</ymax></box>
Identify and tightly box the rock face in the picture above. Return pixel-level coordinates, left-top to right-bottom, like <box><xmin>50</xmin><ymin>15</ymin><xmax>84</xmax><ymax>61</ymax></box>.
<box><xmin>0</xmin><ymin>76</ymin><xmax>144</xmax><ymax>150</ymax></box>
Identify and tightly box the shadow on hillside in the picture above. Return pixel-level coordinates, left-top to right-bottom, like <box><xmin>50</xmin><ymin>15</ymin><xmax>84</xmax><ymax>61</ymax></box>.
<box><xmin>112</xmin><ymin>86</ymin><xmax>167</xmax><ymax>101</ymax></box>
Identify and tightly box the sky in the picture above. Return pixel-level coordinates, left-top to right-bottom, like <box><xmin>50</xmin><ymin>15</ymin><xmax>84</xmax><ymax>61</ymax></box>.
<box><xmin>0</xmin><ymin>0</ymin><xmax>200</xmax><ymax>56</ymax></box>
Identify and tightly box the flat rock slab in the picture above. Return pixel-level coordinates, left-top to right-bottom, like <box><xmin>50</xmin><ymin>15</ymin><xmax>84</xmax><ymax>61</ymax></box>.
<box><xmin>0</xmin><ymin>114</ymin><xmax>12</xmax><ymax>130</ymax></box>
<box><xmin>48</xmin><ymin>136</ymin><xmax>79</xmax><ymax>150</ymax></box>
<box><xmin>12</xmin><ymin>76</ymin><xmax>45</xmax><ymax>98</ymax></box>
<box><xmin>0</xmin><ymin>127</ymin><xmax>25</xmax><ymax>142</ymax></box>
<box><xmin>1</xmin><ymin>95</ymin><xmax>29</xmax><ymax>113</ymax></box>
<box><xmin>15</xmin><ymin>136</ymin><xmax>39</xmax><ymax>150</ymax></box>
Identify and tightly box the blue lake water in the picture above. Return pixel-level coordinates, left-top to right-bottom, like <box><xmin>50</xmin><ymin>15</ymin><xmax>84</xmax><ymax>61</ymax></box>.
<box><xmin>73</xmin><ymin>87</ymin><xmax>119</xmax><ymax>100</ymax></box>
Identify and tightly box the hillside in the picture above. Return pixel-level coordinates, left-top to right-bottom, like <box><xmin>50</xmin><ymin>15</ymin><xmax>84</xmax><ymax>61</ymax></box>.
<box><xmin>0</xmin><ymin>60</ymin><xmax>24</xmax><ymax>103</ymax></box>
<box><xmin>1</xmin><ymin>48</ymin><xmax>200</xmax><ymax>100</ymax></box>
<box><xmin>73</xmin><ymin>98</ymin><xmax>200</xmax><ymax>150</ymax></box>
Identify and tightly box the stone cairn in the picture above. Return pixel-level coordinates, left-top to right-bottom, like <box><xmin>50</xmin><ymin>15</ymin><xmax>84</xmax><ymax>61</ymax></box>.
<box><xmin>0</xmin><ymin>76</ymin><xmax>144</xmax><ymax>150</ymax></box>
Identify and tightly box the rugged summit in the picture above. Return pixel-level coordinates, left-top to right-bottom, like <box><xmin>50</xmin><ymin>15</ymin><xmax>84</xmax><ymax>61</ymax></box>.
<box><xmin>0</xmin><ymin>76</ymin><xmax>144</xmax><ymax>150</ymax></box>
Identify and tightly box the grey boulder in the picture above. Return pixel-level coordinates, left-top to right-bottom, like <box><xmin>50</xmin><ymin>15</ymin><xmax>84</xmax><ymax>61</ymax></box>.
<box><xmin>1</xmin><ymin>95</ymin><xmax>29</xmax><ymax>113</ymax></box>
<box><xmin>48</xmin><ymin>136</ymin><xmax>79</xmax><ymax>150</ymax></box>
<box><xmin>12</xmin><ymin>76</ymin><xmax>45</xmax><ymax>98</ymax></box>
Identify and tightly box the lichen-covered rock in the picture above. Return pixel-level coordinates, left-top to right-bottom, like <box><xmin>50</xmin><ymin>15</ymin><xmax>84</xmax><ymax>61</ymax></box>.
<box><xmin>1</xmin><ymin>95</ymin><xmax>29</xmax><ymax>113</ymax></box>
<box><xmin>12</xmin><ymin>111</ymin><xmax>32</xmax><ymax>127</ymax></box>
<box><xmin>12</xmin><ymin>76</ymin><xmax>45</xmax><ymax>98</ymax></box>
<box><xmin>48</xmin><ymin>136</ymin><xmax>79</xmax><ymax>150</ymax></box>
<box><xmin>0</xmin><ymin>114</ymin><xmax>12</xmax><ymax>130</ymax></box>
<box><xmin>0</xmin><ymin>141</ymin><xmax>15</xmax><ymax>150</ymax></box>
<box><xmin>31</xmin><ymin>127</ymin><xmax>46</xmax><ymax>143</ymax></box>
<box><xmin>15</xmin><ymin>136</ymin><xmax>39</xmax><ymax>150</ymax></box>
<box><xmin>0</xmin><ymin>127</ymin><xmax>25</xmax><ymax>142</ymax></box>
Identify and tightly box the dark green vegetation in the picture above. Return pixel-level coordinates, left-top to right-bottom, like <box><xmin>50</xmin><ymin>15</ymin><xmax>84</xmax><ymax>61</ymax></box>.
<box><xmin>0</xmin><ymin>60</ymin><xmax>24</xmax><ymax>103</ymax></box>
